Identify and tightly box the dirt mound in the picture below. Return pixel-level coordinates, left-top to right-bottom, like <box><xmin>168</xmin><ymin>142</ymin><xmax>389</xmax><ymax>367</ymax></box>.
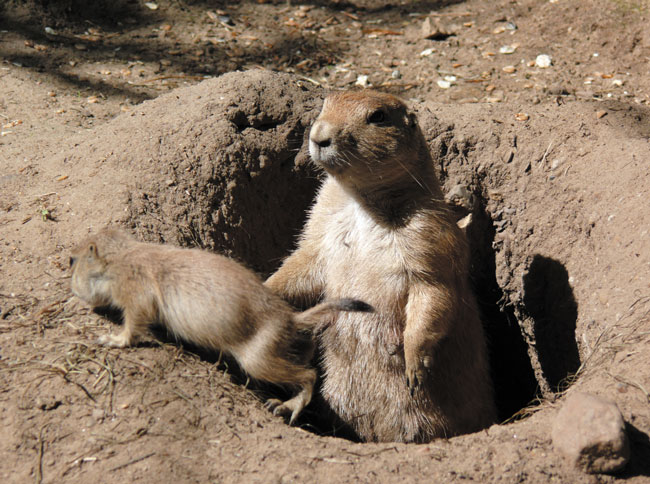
<box><xmin>3</xmin><ymin>70</ymin><xmax>323</xmax><ymax>280</ymax></box>
<box><xmin>1</xmin><ymin>58</ymin><xmax>649</xmax><ymax>484</ymax></box>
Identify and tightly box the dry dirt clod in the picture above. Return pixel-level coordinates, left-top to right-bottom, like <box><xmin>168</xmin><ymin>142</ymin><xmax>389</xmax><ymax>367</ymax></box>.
<box><xmin>446</xmin><ymin>184</ymin><xmax>473</xmax><ymax>210</ymax></box>
<box><xmin>551</xmin><ymin>392</ymin><xmax>630</xmax><ymax>474</ymax></box>
<box><xmin>421</xmin><ymin>17</ymin><xmax>455</xmax><ymax>40</ymax></box>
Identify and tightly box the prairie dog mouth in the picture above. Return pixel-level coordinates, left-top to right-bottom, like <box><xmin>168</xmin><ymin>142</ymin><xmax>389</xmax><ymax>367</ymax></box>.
<box><xmin>309</xmin><ymin>119</ymin><xmax>345</xmax><ymax>172</ymax></box>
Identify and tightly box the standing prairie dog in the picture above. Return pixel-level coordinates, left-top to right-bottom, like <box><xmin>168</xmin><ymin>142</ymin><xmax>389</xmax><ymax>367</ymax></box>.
<box><xmin>70</xmin><ymin>227</ymin><xmax>371</xmax><ymax>423</ymax></box>
<box><xmin>266</xmin><ymin>90</ymin><xmax>496</xmax><ymax>442</ymax></box>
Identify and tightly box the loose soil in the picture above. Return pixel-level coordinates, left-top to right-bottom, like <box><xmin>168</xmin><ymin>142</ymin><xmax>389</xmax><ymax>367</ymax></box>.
<box><xmin>1</xmin><ymin>1</ymin><xmax>649</xmax><ymax>483</ymax></box>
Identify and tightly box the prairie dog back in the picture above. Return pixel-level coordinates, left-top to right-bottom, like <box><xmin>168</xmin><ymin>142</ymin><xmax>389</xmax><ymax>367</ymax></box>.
<box><xmin>70</xmin><ymin>227</ymin><xmax>371</xmax><ymax>423</ymax></box>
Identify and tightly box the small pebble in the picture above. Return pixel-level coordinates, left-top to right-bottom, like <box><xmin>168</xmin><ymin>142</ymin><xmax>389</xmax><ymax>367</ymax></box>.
<box><xmin>437</xmin><ymin>79</ymin><xmax>452</xmax><ymax>89</ymax></box>
<box><xmin>502</xmin><ymin>65</ymin><xmax>516</xmax><ymax>73</ymax></box>
<box><xmin>457</xmin><ymin>214</ymin><xmax>472</xmax><ymax>231</ymax></box>
<box><xmin>391</xmin><ymin>70</ymin><xmax>401</xmax><ymax>79</ymax></box>
<box><xmin>420</xmin><ymin>48</ymin><xmax>435</xmax><ymax>57</ymax></box>
<box><xmin>446</xmin><ymin>185</ymin><xmax>473</xmax><ymax>209</ymax></box>
<box><xmin>515</xmin><ymin>113</ymin><xmax>529</xmax><ymax>121</ymax></box>
<box><xmin>355</xmin><ymin>75</ymin><xmax>370</xmax><ymax>87</ymax></box>
<box><xmin>596</xmin><ymin>110</ymin><xmax>607</xmax><ymax>119</ymax></box>
<box><xmin>535</xmin><ymin>54</ymin><xmax>552</xmax><ymax>68</ymax></box>
<box><xmin>218</xmin><ymin>15</ymin><xmax>234</xmax><ymax>26</ymax></box>
<box><xmin>499</xmin><ymin>45</ymin><xmax>517</xmax><ymax>54</ymax></box>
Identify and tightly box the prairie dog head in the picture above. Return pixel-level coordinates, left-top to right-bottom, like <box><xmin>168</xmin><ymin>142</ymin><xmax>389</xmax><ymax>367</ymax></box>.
<box><xmin>70</xmin><ymin>228</ymin><xmax>134</xmax><ymax>307</ymax></box>
<box><xmin>309</xmin><ymin>90</ymin><xmax>433</xmax><ymax>195</ymax></box>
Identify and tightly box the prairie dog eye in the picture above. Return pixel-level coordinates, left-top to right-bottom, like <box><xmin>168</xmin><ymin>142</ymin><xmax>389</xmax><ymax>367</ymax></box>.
<box><xmin>70</xmin><ymin>257</ymin><xmax>76</xmax><ymax>267</ymax></box>
<box><xmin>367</xmin><ymin>109</ymin><xmax>386</xmax><ymax>124</ymax></box>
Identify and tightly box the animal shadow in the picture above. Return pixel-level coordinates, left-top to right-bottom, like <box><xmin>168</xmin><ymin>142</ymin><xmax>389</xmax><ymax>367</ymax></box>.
<box><xmin>622</xmin><ymin>422</ymin><xmax>650</xmax><ymax>478</ymax></box>
<box><xmin>522</xmin><ymin>255</ymin><xmax>580</xmax><ymax>391</ymax></box>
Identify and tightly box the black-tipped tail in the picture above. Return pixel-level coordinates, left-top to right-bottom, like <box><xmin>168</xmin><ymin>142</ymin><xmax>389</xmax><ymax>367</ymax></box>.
<box><xmin>334</xmin><ymin>298</ymin><xmax>374</xmax><ymax>313</ymax></box>
<box><xmin>293</xmin><ymin>298</ymin><xmax>374</xmax><ymax>332</ymax></box>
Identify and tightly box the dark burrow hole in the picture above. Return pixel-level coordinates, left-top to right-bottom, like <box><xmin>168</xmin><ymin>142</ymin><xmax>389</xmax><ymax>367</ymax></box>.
<box><xmin>462</xmin><ymin>196</ymin><xmax>581</xmax><ymax>424</ymax></box>
<box><xmin>463</xmin><ymin>204</ymin><xmax>539</xmax><ymax>422</ymax></box>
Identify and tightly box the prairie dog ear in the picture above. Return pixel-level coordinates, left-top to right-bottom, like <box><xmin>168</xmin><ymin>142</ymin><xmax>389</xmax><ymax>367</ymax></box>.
<box><xmin>406</xmin><ymin>112</ymin><xmax>418</xmax><ymax>129</ymax></box>
<box><xmin>88</xmin><ymin>242</ymin><xmax>98</xmax><ymax>258</ymax></box>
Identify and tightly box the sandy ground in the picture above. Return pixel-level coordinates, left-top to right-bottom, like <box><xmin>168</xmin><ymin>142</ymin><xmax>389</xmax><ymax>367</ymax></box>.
<box><xmin>1</xmin><ymin>1</ymin><xmax>649</xmax><ymax>482</ymax></box>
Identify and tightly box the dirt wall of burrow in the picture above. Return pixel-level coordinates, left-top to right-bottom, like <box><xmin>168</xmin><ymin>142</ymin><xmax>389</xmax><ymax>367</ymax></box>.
<box><xmin>415</xmin><ymin>98</ymin><xmax>649</xmax><ymax>426</ymax></box>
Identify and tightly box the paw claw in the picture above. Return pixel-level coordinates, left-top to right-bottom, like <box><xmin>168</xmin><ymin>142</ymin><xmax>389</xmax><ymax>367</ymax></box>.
<box><xmin>405</xmin><ymin>357</ymin><xmax>427</xmax><ymax>395</ymax></box>
<box><xmin>264</xmin><ymin>399</ymin><xmax>300</xmax><ymax>425</ymax></box>
<box><xmin>265</xmin><ymin>398</ymin><xmax>282</xmax><ymax>411</ymax></box>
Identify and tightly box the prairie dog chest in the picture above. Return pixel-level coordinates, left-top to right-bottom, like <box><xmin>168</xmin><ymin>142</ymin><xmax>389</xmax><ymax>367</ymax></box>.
<box><xmin>318</xmin><ymin>199</ymin><xmax>409</xmax><ymax>303</ymax></box>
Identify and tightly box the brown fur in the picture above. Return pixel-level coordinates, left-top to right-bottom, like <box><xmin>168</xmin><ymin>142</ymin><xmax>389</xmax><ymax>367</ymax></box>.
<box><xmin>265</xmin><ymin>90</ymin><xmax>496</xmax><ymax>442</ymax></box>
<box><xmin>70</xmin><ymin>227</ymin><xmax>371</xmax><ymax>423</ymax></box>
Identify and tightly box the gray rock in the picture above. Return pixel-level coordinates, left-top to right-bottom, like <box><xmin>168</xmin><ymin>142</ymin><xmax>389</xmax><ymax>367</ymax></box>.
<box><xmin>446</xmin><ymin>184</ymin><xmax>474</xmax><ymax>210</ymax></box>
<box><xmin>551</xmin><ymin>392</ymin><xmax>630</xmax><ymax>474</ymax></box>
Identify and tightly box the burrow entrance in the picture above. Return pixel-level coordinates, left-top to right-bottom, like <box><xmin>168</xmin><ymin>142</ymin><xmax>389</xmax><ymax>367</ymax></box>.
<box><xmin>165</xmin><ymin>185</ymin><xmax>580</xmax><ymax>441</ymax></box>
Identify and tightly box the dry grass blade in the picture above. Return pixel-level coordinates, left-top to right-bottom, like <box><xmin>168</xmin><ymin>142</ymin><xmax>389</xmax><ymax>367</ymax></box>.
<box><xmin>577</xmin><ymin>295</ymin><xmax>650</xmax><ymax>383</ymax></box>
<box><xmin>108</xmin><ymin>452</ymin><xmax>155</xmax><ymax>472</ymax></box>
<box><xmin>36</xmin><ymin>425</ymin><xmax>46</xmax><ymax>484</ymax></box>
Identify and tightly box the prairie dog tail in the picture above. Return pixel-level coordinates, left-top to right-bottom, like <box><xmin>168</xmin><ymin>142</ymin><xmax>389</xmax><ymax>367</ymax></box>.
<box><xmin>293</xmin><ymin>299</ymin><xmax>373</xmax><ymax>332</ymax></box>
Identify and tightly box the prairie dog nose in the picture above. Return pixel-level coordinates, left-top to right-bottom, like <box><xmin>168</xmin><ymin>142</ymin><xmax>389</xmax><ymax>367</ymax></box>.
<box><xmin>310</xmin><ymin>120</ymin><xmax>334</xmax><ymax>148</ymax></box>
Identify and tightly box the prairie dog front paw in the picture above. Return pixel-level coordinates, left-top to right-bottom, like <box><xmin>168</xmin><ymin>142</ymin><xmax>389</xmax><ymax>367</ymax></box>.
<box><xmin>405</xmin><ymin>348</ymin><xmax>433</xmax><ymax>395</ymax></box>
<box><xmin>97</xmin><ymin>333</ymin><xmax>131</xmax><ymax>348</ymax></box>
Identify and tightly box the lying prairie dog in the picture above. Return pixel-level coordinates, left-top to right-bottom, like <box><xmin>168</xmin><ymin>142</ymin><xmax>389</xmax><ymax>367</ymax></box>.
<box><xmin>266</xmin><ymin>90</ymin><xmax>496</xmax><ymax>441</ymax></box>
<box><xmin>70</xmin><ymin>227</ymin><xmax>371</xmax><ymax>423</ymax></box>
